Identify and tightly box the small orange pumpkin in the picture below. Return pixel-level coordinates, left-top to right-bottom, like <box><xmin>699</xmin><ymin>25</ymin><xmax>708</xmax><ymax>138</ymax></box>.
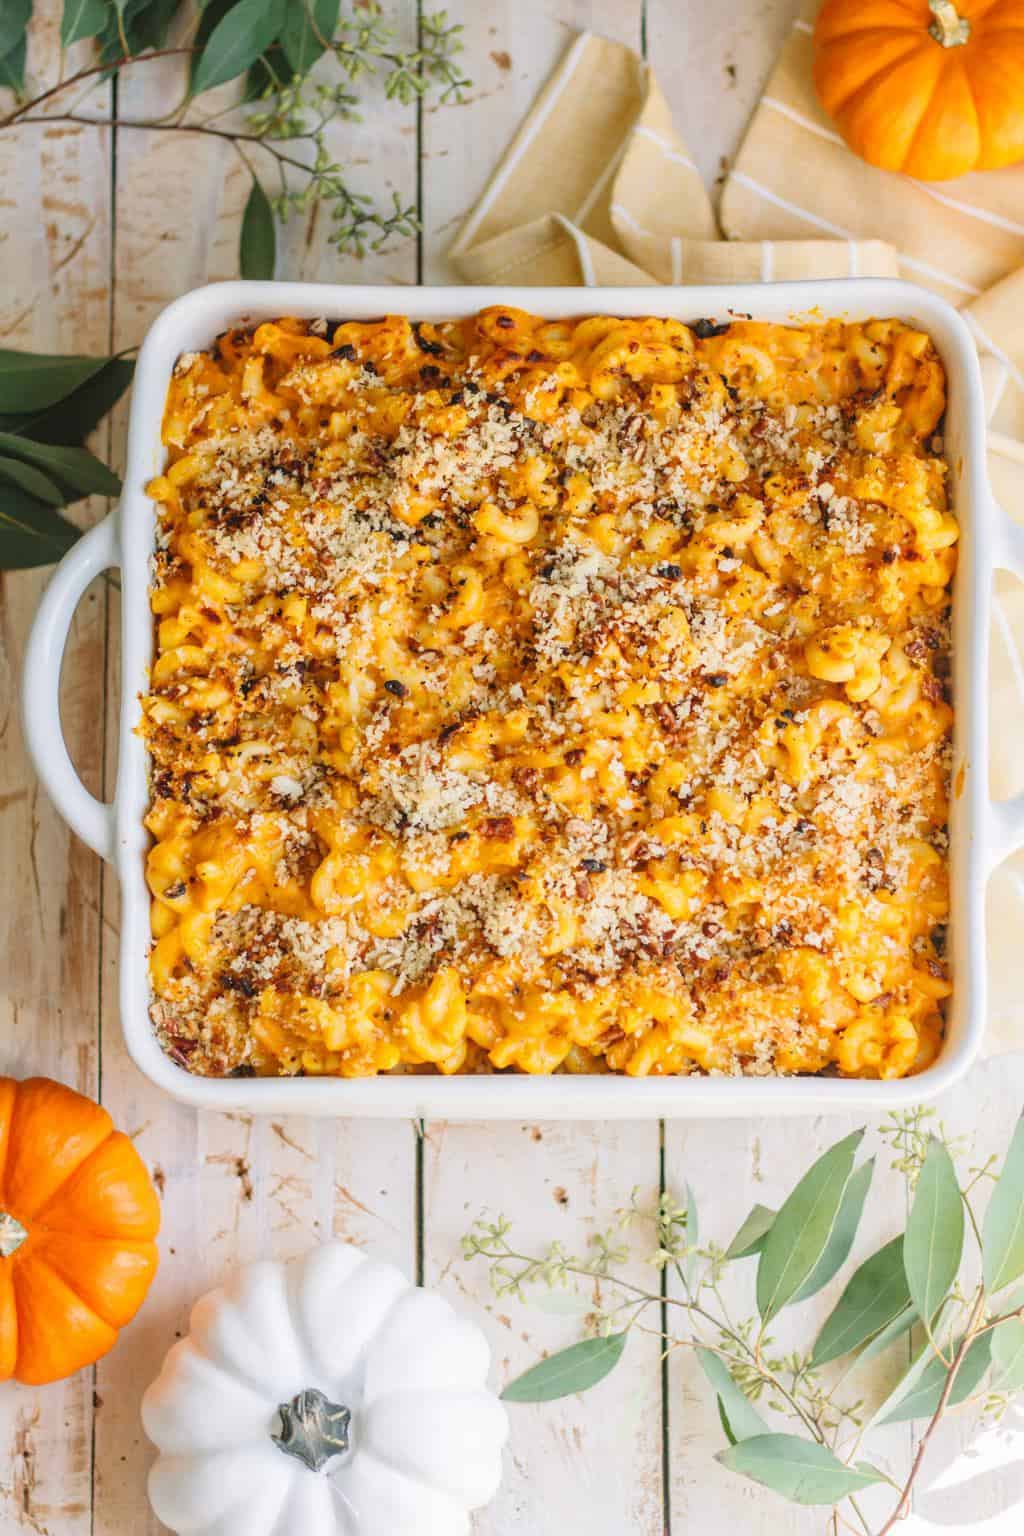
<box><xmin>0</xmin><ymin>1077</ymin><xmax>161</xmax><ymax>1385</ymax></box>
<box><xmin>814</xmin><ymin>0</ymin><xmax>1024</xmax><ymax>181</ymax></box>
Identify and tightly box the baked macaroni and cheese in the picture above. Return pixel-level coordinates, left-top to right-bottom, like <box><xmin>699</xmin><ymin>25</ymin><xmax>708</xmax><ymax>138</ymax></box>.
<box><xmin>142</xmin><ymin>309</ymin><xmax>955</xmax><ymax>1080</ymax></box>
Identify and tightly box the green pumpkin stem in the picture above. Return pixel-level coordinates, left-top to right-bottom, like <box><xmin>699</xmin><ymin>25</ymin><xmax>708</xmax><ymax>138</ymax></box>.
<box><xmin>271</xmin><ymin>1388</ymin><xmax>352</xmax><ymax>1473</ymax></box>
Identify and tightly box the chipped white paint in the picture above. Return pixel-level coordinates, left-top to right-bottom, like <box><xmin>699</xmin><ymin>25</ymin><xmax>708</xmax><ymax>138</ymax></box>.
<box><xmin>2</xmin><ymin>4</ymin><xmax>1024</xmax><ymax>1535</ymax></box>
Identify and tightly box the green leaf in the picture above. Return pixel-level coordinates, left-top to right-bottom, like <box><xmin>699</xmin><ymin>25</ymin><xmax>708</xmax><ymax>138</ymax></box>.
<box><xmin>756</xmin><ymin>1130</ymin><xmax>864</xmax><ymax>1323</ymax></box>
<box><xmin>857</xmin><ymin>1302</ymin><xmax>918</xmax><ymax>1364</ymax></box>
<box><xmin>0</xmin><ymin>356</ymin><xmax>135</xmax><ymax>444</ymax></box>
<box><xmin>904</xmin><ymin>1137</ymin><xmax>964</xmax><ymax>1326</ymax></box>
<box><xmin>717</xmin><ymin>1395</ymin><xmax>737</xmax><ymax>1445</ymax></box>
<box><xmin>793</xmin><ymin>1157</ymin><xmax>874</xmax><ymax>1305</ymax></box>
<box><xmin>696</xmin><ymin>1347</ymin><xmax>768</xmax><ymax>1442</ymax></box>
<box><xmin>0</xmin><ymin>0</ymin><xmax>30</xmax><ymax>59</ymax></box>
<box><xmin>191</xmin><ymin>0</ymin><xmax>288</xmax><ymax>95</ymax></box>
<box><xmin>0</xmin><ymin>485</ymin><xmax>81</xmax><ymax>568</ymax></box>
<box><xmin>0</xmin><ymin>433</ymin><xmax>120</xmax><ymax>497</ymax></box>
<box><xmin>279</xmin><ymin>0</ymin><xmax>339</xmax><ymax>76</ymax></box>
<box><xmin>60</xmin><ymin>0</ymin><xmax>107</xmax><ymax>46</ymax></box>
<box><xmin>725</xmin><ymin>1204</ymin><xmax>776</xmax><ymax>1261</ymax></box>
<box><xmin>684</xmin><ymin>1181</ymin><xmax>699</xmax><ymax>1290</ymax></box>
<box><xmin>991</xmin><ymin>1315</ymin><xmax>1024</xmax><ymax>1392</ymax></box>
<box><xmin>0</xmin><ymin>454</ymin><xmax>65</xmax><ymax>504</ymax></box>
<box><xmin>0</xmin><ymin>351</ymin><xmax>110</xmax><ymax>415</ymax></box>
<box><xmin>880</xmin><ymin>1331</ymin><xmax>992</xmax><ymax>1424</ymax></box>
<box><xmin>240</xmin><ymin>176</ymin><xmax>276</xmax><ymax>280</ymax></box>
<box><xmin>811</xmin><ymin>1235</ymin><xmax>912</xmax><ymax>1368</ymax></box>
<box><xmin>123</xmin><ymin>0</ymin><xmax>178</xmax><ymax>52</ymax></box>
<box><xmin>717</xmin><ymin>1435</ymin><xmax>884</xmax><ymax>1507</ymax></box>
<box><xmin>982</xmin><ymin>1113</ymin><xmax>1024</xmax><ymax>1296</ymax></box>
<box><xmin>0</xmin><ymin>34</ymin><xmax>27</xmax><ymax>93</ymax></box>
<box><xmin>501</xmin><ymin>1332</ymin><xmax>627</xmax><ymax>1403</ymax></box>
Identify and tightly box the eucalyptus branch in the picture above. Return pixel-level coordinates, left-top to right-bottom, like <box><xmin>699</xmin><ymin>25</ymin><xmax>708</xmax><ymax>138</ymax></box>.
<box><xmin>0</xmin><ymin>48</ymin><xmax>198</xmax><ymax>128</ymax></box>
<box><xmin>466</xmin><ymin>1109</ymin><xmax>1024</xmax><ymax>1530</ymax></box>
<box><xmin>876</xmin><ymin>1288</ymin><xmax>988</xmax><ymax>1536</ymax></box>
<box><xmin>0</xmin><ymin>2</ymin><xmax>468</xmax><ymax>266</ymax></box>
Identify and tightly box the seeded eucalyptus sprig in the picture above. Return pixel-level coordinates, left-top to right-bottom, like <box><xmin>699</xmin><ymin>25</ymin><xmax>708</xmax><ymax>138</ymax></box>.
<box><xmin>463</xmin><ymin>1109</ymin><xmax>1024</xmax><ymax>1532</ymax></box>
<box><xmin>0</xmin><ymin>349</ymin><xmax>133</xmax><ymax>567</ymax></box>
<box><xmin>0</xmin><ymin>0</ymin><xmax>469</xmax><ymax>276</ymax></box>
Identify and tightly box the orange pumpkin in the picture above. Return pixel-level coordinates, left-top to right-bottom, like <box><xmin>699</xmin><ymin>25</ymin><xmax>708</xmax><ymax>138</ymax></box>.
<box><xmin>814</xmin><ymin>0</ymin><xmax>1024</xmax><ymax>181</ymax></box>
<box><xmin>0</xmin><ymin>1077</ymin><xmax>161</xmax><ymax>1385</ymax></box>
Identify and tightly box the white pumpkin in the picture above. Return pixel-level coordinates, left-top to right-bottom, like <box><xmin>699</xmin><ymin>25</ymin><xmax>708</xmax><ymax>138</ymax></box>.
<box><xmin>142</xmin><ymin>1242</ymin><xmax>509</xmax><ymax>1536</ymax></box>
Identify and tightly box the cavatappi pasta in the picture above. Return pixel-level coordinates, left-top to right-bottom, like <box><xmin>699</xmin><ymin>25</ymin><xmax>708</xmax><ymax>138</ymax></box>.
<box><xmin>142</xmin><ymin>309</ymin><xmax>955</xmax><ymax>1080</ymax></box>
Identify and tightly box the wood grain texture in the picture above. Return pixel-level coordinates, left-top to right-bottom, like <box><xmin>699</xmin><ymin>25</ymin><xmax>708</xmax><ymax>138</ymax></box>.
<box><xmin>89</xmin><ymin>16</ymin><xmax>420</xmax><ymax>1536</ymax></box>
<box><xmin>2</xmin><ymin>3</ymin><xmax>1024</xmax><ymax>1534</ymax></box>
<box><xmin>0</xmin><ymin>2</ymin><xmax>111</xmax><ymax>1530</ymax></box>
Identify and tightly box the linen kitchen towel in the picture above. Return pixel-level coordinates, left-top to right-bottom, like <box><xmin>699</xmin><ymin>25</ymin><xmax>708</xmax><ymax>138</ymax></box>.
<box><xmin>450</xmin><ymin>14</ymin><xmax>1024</xmax><ymax>1056</ymax></box>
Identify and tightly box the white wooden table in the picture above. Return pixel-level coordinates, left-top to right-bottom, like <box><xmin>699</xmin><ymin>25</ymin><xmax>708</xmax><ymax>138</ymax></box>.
<box><xmin>2</xmin><ymin>3</ymin><xmax>1024</xmax><ymax>1532</ymax></box>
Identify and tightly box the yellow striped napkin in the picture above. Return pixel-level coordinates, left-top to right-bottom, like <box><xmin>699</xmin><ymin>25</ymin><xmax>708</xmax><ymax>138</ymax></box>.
<box><xmin>450</xmin><ymin>19</ymin><xmax>1024</xmax><ymax>1057</ymax></box>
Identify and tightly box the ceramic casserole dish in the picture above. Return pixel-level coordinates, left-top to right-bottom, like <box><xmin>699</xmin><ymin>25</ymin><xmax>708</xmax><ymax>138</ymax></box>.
<box><xmin>21</xmin><ymin>278</ymin><xmax>1024</xmax><ymax>1117</ymax></box>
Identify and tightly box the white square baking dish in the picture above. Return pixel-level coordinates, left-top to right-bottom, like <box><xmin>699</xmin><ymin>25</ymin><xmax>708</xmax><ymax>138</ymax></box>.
<box><xmin>21</xmin><ymin>279</ymin><xmax>1024</xmax><ymax>1117</ymax></box>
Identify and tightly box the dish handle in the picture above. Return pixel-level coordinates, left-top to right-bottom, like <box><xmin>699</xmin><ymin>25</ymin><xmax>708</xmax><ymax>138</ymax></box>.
<box><xmin>21</xmin><ymin>514</ymin><xmax>120</xmax><ymax>863</ymax></box>
<box><xmin>989</xmin><ymin>498</ymin><xmax>1024</xmax><ymax>871</ymax></box>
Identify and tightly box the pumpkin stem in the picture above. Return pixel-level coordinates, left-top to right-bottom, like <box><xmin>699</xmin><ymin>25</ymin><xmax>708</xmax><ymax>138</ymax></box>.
<box><xmin>928</xmin><ymin>0</ymin><xmax>970</xmax><ymax>47</ymax></box>
<box><xmin>0</xmin><ymin>1212</ymin><xmax>27</xmax><ymax>1258</ymax></box>
<box><xmin>271</xmin><ymin>1388</ymin><xmax>351</xmax><ymax>1474</ymax></box>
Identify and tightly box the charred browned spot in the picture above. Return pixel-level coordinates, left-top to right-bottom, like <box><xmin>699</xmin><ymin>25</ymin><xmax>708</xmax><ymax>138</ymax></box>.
<box><xmin>481</xmin><ymin>815</ymin><xmax>515</xmax><ymax>841</ymax></box>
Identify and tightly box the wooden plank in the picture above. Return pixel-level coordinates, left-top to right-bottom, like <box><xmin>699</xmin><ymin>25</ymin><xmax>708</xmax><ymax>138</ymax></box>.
<box><xmin>91</xmin><ymin>25</ymin><xmax>421</xmax><ymax>1535</ymax></box>
<box><xmin>0</xmin><ymin>2</ymin><xmax>113</xmax><ymax>1532</ymax></box>
<box><xmin>419</xmin><ymin>5</ymin><xmax>664</xmax><ymax>1534</ymax></box>
<box><xmin>646</xmin><ymin>0</ymin><xmax>806</xmax><ymax>195</ymax></box>
<box><xmin>665</xmin><ymin>1114</ymin><xmax>914</xmax><ymax>1535</ymax></box>
<box><xmin>903</xmin><ymin>1058</ymin><xmax>1024</xmax><ymax>1528</ymax></box>
<box><xmin>422</xmin><ymin>1118</ymin><xmax>664</xmax><ymax>1534</ymax></box>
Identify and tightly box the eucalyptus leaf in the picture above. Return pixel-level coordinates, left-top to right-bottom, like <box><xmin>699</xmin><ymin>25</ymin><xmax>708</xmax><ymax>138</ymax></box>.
<box><xmin>793</xmin><ymin>1157</ymin><xmax>874</xmax><ymax>1305</ymax></box>
<box><xmin>725</xmin><ymin>1204</ymin><xmax>776</xmax><ymax>1261</ymax></box>
<box><xmin>756</xmin><ymin>1130</ymin><xmax>864</xmax><ymax>1323</ymax></box>
<box><xmin>0</xmin><ymin>433</ymin><xmax>120</xmax><ymax>497</ymax></box>
<box><xmin>716</xmin><ymin>1434</ymin><xmax>884</xmax><ymax>1507</ymax></box>
<box><xmin>0</xmin><ymin>34</ymin><xmax>27</xmax><ymax>93</ymax></box>
<box><xmin>60</xmin><ymin>0</ymin><xmax>107</xmax><ymax>47</ymax></box>
<box><xmin>240</xmin><ymin>176</ymin><xmax>276</xmax><ymax>280</ymax></box>
<box><xmin>684</xmin><ymin>1181</ymin><xmax>699</xmax><ymax>1290</ymax></box>
<box><xmin>501</xmin><ymin>1332</ymin><xmax>627</xmax><ymax>1403</ymax></box>
<box><xmin>717</xmin><ymin>1395</ymin><xmax>737</xmax><ymax>1446</ymax></box>
<box><xmin>857</xmin><ymin>1302</ymin><xmax>918</xmax><ymax>1365</ymax></box>
<box><xmin>982</xmin><ymin>1113</ymin><xmax>1024</xmax><ymax>1296</ymax></box>
<box><xmin>990</xmin><ymin>1313</ymin><xmax>1024</xmax><ymax>1392</ymax></box>
<box><xmin>0</xmin><ymin>0</ymin><xmax>30</xmax><ymax>60</ymax></box>
<box><xmin>0</xmin><ymin>351</ymin><xmax>108</xmax><ymax>414</ymax></box>
<box><xmin>191</xmin><ymin>0</ymin><xmax>288</xmax><ymax>95</ymax></box>
<box><xmin>880</xmin><ymin>1331</ymin><xmax>992</xmax><ymax>1424</ymax></box>
<box><xmin>280</xmin><ymin>0</ymin><xmax>340</xmax><ymax>76</ymax></box>
<box><xmin>811</xmin><ymin>1235</ymin><xmax>912</xmax><ymax>1368</ymax></box>
<box><xmin>122</xmin><ymin>0</ymin><xmax>178</xmax><ymax>53</ymax></box>
<box><xmin>696</xmin><ymin>1347</ymin><xmax>768</xmax><ymax>1442</ymax></box>
<box><xmin>904</xmin><ymin>1138</ymin><xmax>964</xmax><ymax>1326</ymax></box>
<box><xmin>0</xmin><ymin>454</ymin><xmax>65</xmax><ymax>505</ymax></box>
<box><xmin>0</xmin><ymin>356</ymin><xmax>135</xmax><ymax>444</ymax></box>
<box><xmin>0</xmin><ymin>486</ymin><xmax>80</xmax><ymax>568</ymax></box>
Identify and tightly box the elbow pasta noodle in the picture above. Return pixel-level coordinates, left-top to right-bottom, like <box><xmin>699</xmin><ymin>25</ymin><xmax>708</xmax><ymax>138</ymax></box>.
<box><xmin>143</xmin><ymin>311</ymin><xmax>955</xmax><ymax>1081</ymax></box>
